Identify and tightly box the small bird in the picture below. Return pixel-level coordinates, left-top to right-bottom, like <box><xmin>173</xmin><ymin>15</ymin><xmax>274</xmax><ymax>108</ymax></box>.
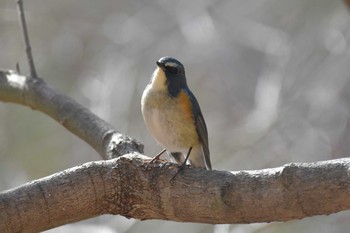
<box><xmin>141</xmin><ymin>56</ymin><xmax>211</xmax><ymax>170</ymax></box>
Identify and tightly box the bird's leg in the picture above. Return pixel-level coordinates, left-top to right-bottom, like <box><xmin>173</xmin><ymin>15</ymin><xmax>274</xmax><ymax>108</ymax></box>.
<box><xmin>170</xmin><ymin>146</ymin><xmax>192</xmax><ymax>181</ymax></box>
<box><xmin>146</xmin><ymin>148</ymin><xmax>167</xmax><ymax>168</ymax></box>
<box><xmin>182</xmin><ymin>147</ymin><xmax>192</xmax><ymax>165</ymax></box>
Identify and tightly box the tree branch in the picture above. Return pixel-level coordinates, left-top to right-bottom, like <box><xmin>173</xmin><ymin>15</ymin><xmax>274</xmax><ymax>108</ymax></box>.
<box><xmin>16</xmin><ymin>0</ymin><xmax>37</xmax><ymax>79</ymax></box>
<box><xmin>1</xmin><ymin>155</ymin><xmax>350</xmax><ymax>233</ymax></box>
<box><xmin>0</xmin><ymin>70</ymin><xmax>143</xmax><ymax>159</ymax></box>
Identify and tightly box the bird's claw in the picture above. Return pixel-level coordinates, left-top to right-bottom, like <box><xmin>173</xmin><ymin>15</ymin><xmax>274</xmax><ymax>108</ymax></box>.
<box><xmin>170</xmin><ymin>163</ymin><xmax>191</xmax><ymax>181</ymax></box>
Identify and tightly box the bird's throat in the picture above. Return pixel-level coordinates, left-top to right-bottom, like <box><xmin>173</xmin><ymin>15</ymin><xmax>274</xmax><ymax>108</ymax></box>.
<box><xmin>150</xmin><ymin>67</ymin><xmax>167</xmax><ymax>91</ymax></box>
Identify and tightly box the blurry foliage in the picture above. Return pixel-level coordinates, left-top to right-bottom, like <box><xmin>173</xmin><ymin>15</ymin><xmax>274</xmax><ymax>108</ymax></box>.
<box><xmin>1</xmin><ymin>0</ymin><xmax>350</xmax><ymax>232</ymax></box>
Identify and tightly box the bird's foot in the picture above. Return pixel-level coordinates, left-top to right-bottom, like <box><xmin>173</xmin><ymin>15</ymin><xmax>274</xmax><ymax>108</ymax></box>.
<box><xmin>170</xmin><ymin>162</ymin><xmax>191</xmax><ymax>181</ymax></box>
<box><xmin>170</xmin><ymin>146</ymin><xmax>193</xmax><ymax>181</ymax></box>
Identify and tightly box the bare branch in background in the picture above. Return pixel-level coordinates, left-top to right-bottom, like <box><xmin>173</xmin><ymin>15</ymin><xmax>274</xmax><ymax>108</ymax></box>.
<box><xmin>16</xmin><ymin>0</ymin><xmax>37</xmax><ymax>78</ymax></box>
<box><xmin>12</xmin><ymin>0</ymin><xmax>143</xmax><ymax>160</ymax></box>
<box><xmin>0</xmin><ymin>70</ymin><xmax>143</xmax><ymax>159</ymax></box>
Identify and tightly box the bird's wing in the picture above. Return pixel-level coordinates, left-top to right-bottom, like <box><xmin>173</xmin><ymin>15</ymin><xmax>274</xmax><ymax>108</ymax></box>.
<box><xmin>186</xmin><ymin>89</ymin><xmax>212</xmax><ymax>169</ymax></box>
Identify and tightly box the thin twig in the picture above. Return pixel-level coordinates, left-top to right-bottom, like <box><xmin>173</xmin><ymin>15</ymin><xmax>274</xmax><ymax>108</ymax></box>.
<box><xmin>16</xmin><ymin>0</ymin><xmax>38</xmax><ymax>78</ymax></box>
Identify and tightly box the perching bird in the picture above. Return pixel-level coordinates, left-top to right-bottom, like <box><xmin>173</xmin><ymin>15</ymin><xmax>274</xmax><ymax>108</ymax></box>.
<box><xmin>141</xmin><ymin>56</ymin><xmax>211</xmax><ymax>170</ymax></box>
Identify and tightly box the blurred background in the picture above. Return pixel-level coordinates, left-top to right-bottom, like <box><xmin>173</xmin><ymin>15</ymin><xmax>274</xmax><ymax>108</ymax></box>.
<box><xmin>1</xmin><ymin>0</ymin><xmax>350</xmax><ymax>232</ymax></box>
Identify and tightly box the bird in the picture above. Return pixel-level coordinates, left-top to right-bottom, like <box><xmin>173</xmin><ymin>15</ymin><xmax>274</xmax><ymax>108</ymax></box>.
<box><xmin>141</xmin><ymin>56</ymin><xmax>211</xmax><ymax>170</ymax></box>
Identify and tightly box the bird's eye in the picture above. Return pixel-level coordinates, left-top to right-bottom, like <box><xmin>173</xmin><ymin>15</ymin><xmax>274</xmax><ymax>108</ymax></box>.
<box><xmin>165</xmin><ymin>65</ymin><xmax>178</xmax><ymax>74</ymax></box>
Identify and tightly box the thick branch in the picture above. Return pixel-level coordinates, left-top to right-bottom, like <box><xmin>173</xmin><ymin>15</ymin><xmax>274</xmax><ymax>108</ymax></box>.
<box><xmin>0</xmin><ymin>70</ymin><xmax>143</xmax><ymax>159</ymax></box>
<box><xmin>1</xmin><ymin>156</ymin><xmax>350</xmax><ymax>232</ymax></box>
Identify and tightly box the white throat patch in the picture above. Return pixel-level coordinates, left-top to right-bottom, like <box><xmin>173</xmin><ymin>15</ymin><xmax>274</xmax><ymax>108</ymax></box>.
<box><xmin>150</xmin><ymin>67</ymin><xmax>167</xmax><ymax>90</ymax></box>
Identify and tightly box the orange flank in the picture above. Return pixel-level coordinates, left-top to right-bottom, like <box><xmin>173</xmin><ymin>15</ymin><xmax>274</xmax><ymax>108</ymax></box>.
<box><xmin>178</xmin><ymin>90</ymin><xmax>193</xmax><ymax>120</ymax></box>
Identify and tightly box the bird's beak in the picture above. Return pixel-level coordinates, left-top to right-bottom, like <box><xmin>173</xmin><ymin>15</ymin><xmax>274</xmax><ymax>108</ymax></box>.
<box><xmin>156</xmin><ymin>61</ymin><xmax>165</xmax><ymax>71</ymax></box>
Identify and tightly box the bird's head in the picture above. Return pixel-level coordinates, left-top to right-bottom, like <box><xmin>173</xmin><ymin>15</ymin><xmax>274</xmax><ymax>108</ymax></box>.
<box><xmin>150</xmin><ymin>56</ymin><xmax>187</xmax><ymax>97</ymax></box>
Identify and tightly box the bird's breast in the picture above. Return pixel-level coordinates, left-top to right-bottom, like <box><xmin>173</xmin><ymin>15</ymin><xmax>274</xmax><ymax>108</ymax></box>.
<box><xmin>141</xmin><ymin>88</ymin><xmax>199</xmax><ymax>152</ymax></box>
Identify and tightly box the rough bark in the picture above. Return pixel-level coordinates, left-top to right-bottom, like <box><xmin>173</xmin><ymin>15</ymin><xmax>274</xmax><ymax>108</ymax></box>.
<box><xmin>1</xmin><ymin>155</ymin><xmax>350</xmax><ymax>233</ymax></box>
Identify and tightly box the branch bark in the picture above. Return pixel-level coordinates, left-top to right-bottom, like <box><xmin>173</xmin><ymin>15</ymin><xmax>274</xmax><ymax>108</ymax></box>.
<box><xmin>1</xmin><ymin>155</ymin><xmax>350</xmax><ymax>233</ymax></box>
<box><xmin>0</xmin><ymin>70</ymin><xmax>143</xmax><ymax>159</ymax></box>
